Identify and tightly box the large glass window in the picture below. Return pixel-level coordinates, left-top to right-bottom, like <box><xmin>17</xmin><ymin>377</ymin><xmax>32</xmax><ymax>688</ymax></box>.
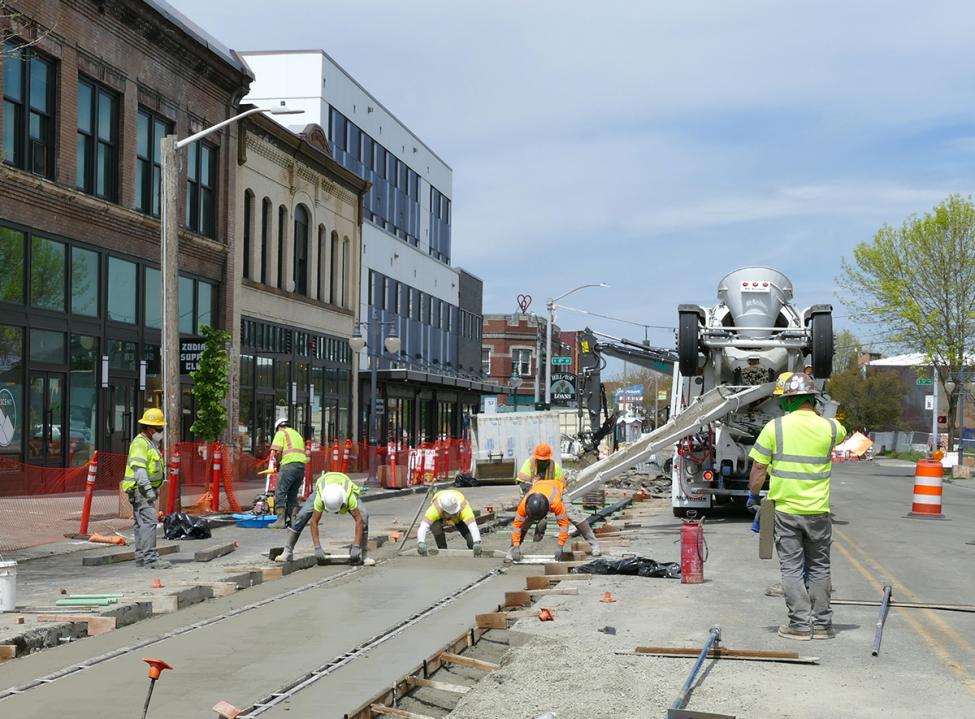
<box><xmin>30</xmin><ymin>329</ymin><xmax>65</xmax><ymax>364</ymax></box>
<box><xmin>294</xmin><ymin>205</ymin><xmax>309</xmax><ymax>295</ymax></box>
<box><xmin>261</xmin><ymin>198</ymin><xmax>271</xmax><ymax>284</ymax></box>
<box><xmin>144</xmin><ymin>267</ymin><xmax>160</xmax><ymax>328</ymax></box>
<box><xmin>30</xmin><ymin>237</ymin><xmax>65</xmax><ymax>311</ymax></box>
<box><xmin>68</xmin><ymin>335</ymin><xmax>97</xmax><ymax>466</ymax></box>
<box><xmin>197</xmin><ymin>281</ymin><xmax>213</xmax><ymax>330</ymax></box>
<box><xmin>76</xmin><ymin>79</ymin><xmax>118</xmax><ymax>200</ymax></box>
<box><xmin>3</xmin><ymin>42</ymin><xmax>55</xmax><ymax>177</ymax></box>
<box><xmin>178</xmin><ymin>275</ymin><xmax>194</xmax><ymax>334</ymax></box>
<box><xmin>107</xmin><ymin>257</ymin><xmax>137</xmax><ymax>324</ymax></box>
<box><xmin>513</xmin><ymin>348</ymin><xmax>533</xmax><ymax>376</ymax></box>
<box><xmin>0</xmin><ymin>325</ymin><xmax>24</xmax><ymax>455</ymax></box>
<box><xmin>71</xmin><ymin>247</ymin><xmax>98</xmax><ymax>317</ymax></box>
<box><xmin>136</xmin><ymin>109</ymin><xmax>170</xmax><ymax>216</ymax></box>
<box><xmin>482</xmin><ymin>347</ymin><xmax>491</xmax><ymax>375</ymax></box>
<box><xmin>0</xmin><ymin>226</ymin><xmax>25</xmax><ymax>304</ymax></box>
<box><xmin>277</xmin><ymin>206</ymin><xmax>287</xmax><ymax>289</ymax></box>
<box><xmin>108</xmin><ymin>339</ymin><xmax>136</xmax><ymax>370</ymax></box>
<box><xmin>185</xmin><ymin>141</ymin><xmax>216</xmax><ymax>237</ymax></box>
<box><xmin>243</xmin><ymin>191</ymin><xmax>253</xmax><ymax>280</ymax></box>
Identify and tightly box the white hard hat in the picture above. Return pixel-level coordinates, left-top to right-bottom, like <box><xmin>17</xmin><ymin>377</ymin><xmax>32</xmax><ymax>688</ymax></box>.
<box><xmin>439</xmin><ymin>493</ymin><xmax>461</xmax><ymax>516</ymax></box>
<box><xmin>274</xmin><ymin>417</ymin><xmax>288</xmax><ymax>430</ymax></box>
<box><xmin>322</xmin><ymin>483</ymin><xmax>346</xmax><ymax>512</ymax></box>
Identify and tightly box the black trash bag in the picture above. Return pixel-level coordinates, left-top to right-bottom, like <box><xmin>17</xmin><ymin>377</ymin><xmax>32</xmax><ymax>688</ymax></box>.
<box><xmin>453</xmin><ymin>472</ymin><xmax>479</xmax><ymax>487</ymax></box>
<box><xmin>163</xmin><ymin>512</ymin><xmax>212</xmax><ymax>540</ymax></box>
<box><xmin>571</xmin><ymin>556</ymin><xmax>681</xmax><ymax>579</ymax></box>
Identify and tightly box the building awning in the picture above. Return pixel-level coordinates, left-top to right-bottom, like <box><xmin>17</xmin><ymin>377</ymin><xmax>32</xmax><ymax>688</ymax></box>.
<box><xmin>374</xmin><ymin>368</ymin><xmax>505</xmax><ymax>394</ymax></box>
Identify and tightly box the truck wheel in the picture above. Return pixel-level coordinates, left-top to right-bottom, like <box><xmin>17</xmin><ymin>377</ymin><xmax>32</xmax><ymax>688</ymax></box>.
<box><xmin>678</xmin><ymin>311</ymin><xmax>700</xmax><ymax>377</ymax></box>
<box><xmin>810</xmin><ymin>312</ymin><xmax>833</xmax><ymax>378</ymax></box>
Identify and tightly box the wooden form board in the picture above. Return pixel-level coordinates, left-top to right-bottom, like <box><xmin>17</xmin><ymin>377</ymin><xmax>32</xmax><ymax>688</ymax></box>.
<box><xmin>82</xmin><ymin>543</ymin><xmax>179</xmax><ymax>566</ymax></box>
<box><xmin>407</xmin><ymin>677</ymin><xmax>471</xmax><ymax>694</ymax></box>
<box><xmin>438</xmin><ymin>652</ymin><xmax>500</xmax><ymax>672</ymax></box>
<box><xmin>194</xmin><ymin>542</ymin><xmax>237</xmax><ymax>562</ymax></box>
<box><xmin>37</xmin><ymin>614</ymin><xmax>116</xmax><ymax>636</ymax></box>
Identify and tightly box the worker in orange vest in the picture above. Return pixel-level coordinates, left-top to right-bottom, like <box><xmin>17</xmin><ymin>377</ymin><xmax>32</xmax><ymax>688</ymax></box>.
<box><xmin>507</xmin><ymin>478</ymin><xmax>600</xmax><ymax>561</ymax></box>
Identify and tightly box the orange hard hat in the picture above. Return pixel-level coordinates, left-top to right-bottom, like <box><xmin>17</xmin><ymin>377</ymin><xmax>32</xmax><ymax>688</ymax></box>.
<box><xmin>533</xmin><ymin>443</ymin><xmax>553</xmax><ymax>461</ymax></box>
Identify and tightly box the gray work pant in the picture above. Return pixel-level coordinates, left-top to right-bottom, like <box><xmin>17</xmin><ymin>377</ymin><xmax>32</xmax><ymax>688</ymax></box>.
<box><xmin>129</xmin><ymin>490</ymin><xmax>159</xmax><ymax>564</ymax></box>
<box><xmin>275</xmin><ymin>463</ymin><xmax>306</xmax><ymax>519</ymax></box>
<box><xmin>290</xmin><ymin>493</ymin><xmax>369</xmax><ymax>542</ymax></box>
<box><xmin>774</xmin><ymin>510</ymin><xmax>832</xmax><ymax>630</ymax></box>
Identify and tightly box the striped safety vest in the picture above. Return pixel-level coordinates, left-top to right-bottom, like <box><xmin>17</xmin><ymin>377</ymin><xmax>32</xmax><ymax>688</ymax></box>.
<box><xmin>271</xmin><ymin>427</ymin><xmax>308</xmax><ymax>465</ymax></box>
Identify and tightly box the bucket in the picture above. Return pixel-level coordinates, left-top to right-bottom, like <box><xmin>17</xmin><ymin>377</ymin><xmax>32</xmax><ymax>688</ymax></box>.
<box><xmin>0</xmin><ymin>560</ymin><xmax>17</xmax><ymax>612</ymax></box>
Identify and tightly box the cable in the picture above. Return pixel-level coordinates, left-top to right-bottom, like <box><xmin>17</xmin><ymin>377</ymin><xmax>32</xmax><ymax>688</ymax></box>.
<box><xmin>555</xmin><ymin>304</ymin><xmax>676</xmax><ymax>332</ymax></box>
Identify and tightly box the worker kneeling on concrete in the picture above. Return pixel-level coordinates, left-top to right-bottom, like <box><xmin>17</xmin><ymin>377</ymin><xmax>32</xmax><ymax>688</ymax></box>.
<box><xmin>747</xmin><ymin>373</ymin><xmax>846</xmax><ymax>641</ymax></box>
<box><xmin>517</xmin><ymin>442</ymin><xmax>567</xmax><ymax>542</ymax></box>
<box><xmin>417</xmin><ymin>490</ymin><xmax>481</xmax><ymax>556</ymax></box>
<box><xmin>507</xmin><ymin>479</ymin><xmax>600</xmax><ymax>561</ymax></box>
<box><xmin>278</xmin><ymin>471</ymin><xmax>368</xmax><ymax>565</ymax></box>
<box><xmin>121</xmin><ymin>408</ymin><xmax>170</xmax><ymax>570</ymax></box>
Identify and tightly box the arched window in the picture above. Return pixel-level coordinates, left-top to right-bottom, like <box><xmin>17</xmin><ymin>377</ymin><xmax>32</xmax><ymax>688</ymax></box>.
<box><xmin>341</xmin><ymin>237</ymin><xmax>350</xmax><ymax>308</ymax></box>
<box><xmin>277</xmin><ymin>205</ymin><xmax>288</xmax><ymax>290</ymax></box>
<box><xmin>329</xmin><ymin>230</ymin><xmax>339</xmax><ymax>305</ymax></box>
<box><xmin>243</xmin><ymin>190</ymin><xmax>254</xmax><ymax>279</ymax></box>
<box><xmin>317</xmin><ymin>224</ymin><xmax>327</xmax><ymax>300</ymax></box>
<box><xmin>293</xmin><ymin>205</ymin><xmax>309</xmax><ymax>295</ymax></box>
<box><xmin>260</xmin><ymin>197</ymin><xmax>271</xmax><ymax>285</ymax></box>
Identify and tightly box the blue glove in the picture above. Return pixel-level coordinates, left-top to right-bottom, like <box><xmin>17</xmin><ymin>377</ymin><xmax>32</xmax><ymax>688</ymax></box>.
<box><xmin>751</xmin><ymin>514</ymin><xmax>761</xmax><ymax>533</ymax></box>
<box><xmin>746</xmin><ymin>493</ymin><xmax>761</xmax><ymax>513</ymax></box>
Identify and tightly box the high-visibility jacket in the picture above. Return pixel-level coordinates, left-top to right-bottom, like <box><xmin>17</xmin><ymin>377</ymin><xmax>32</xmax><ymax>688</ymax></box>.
<box><xmin>270</xmin><ymin>427</ymin><xmax>308</xmax><ymax>465</ymax></box>
<box><xmin>312</xmin><ymin>472</ymin><xmax>362</xmax><ymax>514</ymax></box>
<box><xmin>748</xmin><ymin>410</ymin><xmax>846</xmax><ymax>515</ymax></box>
<box><xmin>425</xmin><ymin>490</ymin><xmax>476</xmax><ymax>525</ymax></box>
<box><xmin>512</xmin><ymin>479</ymin><xmax>571</xmax><ymax>547</ymax></box>
<box><xmin>122</xmin><ymin>434</ymin><xmax>164</xmax><ymax>491</ymax></box>
<box><xmin>517</xmin><ymin>458</ymin><xmax>564</xmax><ymax>486</ymax></box>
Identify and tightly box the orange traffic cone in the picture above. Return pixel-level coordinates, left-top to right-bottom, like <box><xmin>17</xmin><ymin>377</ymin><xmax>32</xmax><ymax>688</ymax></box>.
<box><xmin>600</xmin><ymin>591</ymin><xmax>616</xmax><ymax>603</ymax></box>
<box><xmin>151</xmin><ymin>578</ymin><xmax>165</xmax><ymax>589</ymax></box>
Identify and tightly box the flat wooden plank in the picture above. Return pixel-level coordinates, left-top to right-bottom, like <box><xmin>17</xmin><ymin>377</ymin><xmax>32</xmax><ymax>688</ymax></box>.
<box><xmin>407</xmin><ymin>676</ymin><xmax>470</xmax><ymax>694</ymax></box>
<box><xmin>528</xmin><ymin>587</ymin><xmax>578</xmax><ymax>597</ymax></box>
<box><xmin>37</xmin><ymin>614</ymin><xmax>116</xmax><ymax>636</ymax></box>
<box><xmin>370</xmin><ymin>704</ymin><xmax>436</xmax><ymax>719</ymax></box>
<box><xmin>504</xmin><ymin>590</ymin><xmax>531</xmax><ymax>607</ymax></box>
<box><xmin>0</xmin><ymin>645</ymin><xmax>17</xmax><ymax>660</ymax></box>
<box><xmin>526</xmin><ymin>576</ymin><xmax>552</xmax><ymax>590</ymax></box>
<box><xmin>438</xmin><ymin>652</ymin><xmax>500</xmax><ymax>672</ymax></box>
<box><xmin>550</xmin><ymin>573</ymin><xmax>591</xmax><ymax>582</ymax></box>
<box><xmin>82</xmin><ymin>543</ymin><xmax>179</xmax><ymax>566</ymax></box>
<box><xmin>194</xmin><ymin>542</ymin><xmax>237</xmax><ymax>562</ymax></box>
<box><xmin>475</xmin><ymin>612</ymin><xmax>509</xmax><ymax>629</ymax></box>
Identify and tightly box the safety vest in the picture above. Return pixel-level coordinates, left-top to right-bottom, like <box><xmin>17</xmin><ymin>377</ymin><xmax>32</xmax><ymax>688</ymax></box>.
<box><xmin>313</xmin><ymin>472</ymin><xmax>362</xmax><ymax>514</ymax></box>
<box><xmin>517</xmin><ymin>458</ymin><xmax>564</xmax><ymax>486</ymax></box>
<box><xmin>750</xmin><ymin>411</ymin><xmax>845</xmax><ymax>515</ymax></box>
<box><xmin>429</xmin><ymin>490</ymin><xmax>474</xmax><ymax>524</ymax></box>
<box><xmin>271</xmin><ymin>427</ymin><xmax>308</xmax><ymax>465</ymax></box>
<box><xmin>512</xmin><ymin>479</ymin><xmax>572</xmax><ymax>546</ymax></box>
<box><xmin>122</xmin><ymin>434</ymin><xmax>164</xmax><ymax>491</ymax></box>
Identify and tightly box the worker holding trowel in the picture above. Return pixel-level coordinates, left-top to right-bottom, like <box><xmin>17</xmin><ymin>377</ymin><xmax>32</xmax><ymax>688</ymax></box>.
<box><xmin>747</xmin><ymin>372</ymin><xmax>846</xmax><ymax>641</ymax></box>
<box><xmin>416</xmin><ymin>489</ymin><xmax>482</xmax><ymax>556</ymax></box>
<box><xmin>276</xmin><ymin>471</ymin><xmax>368</xmax><ymax>565</ymax></box>
<box><xmin>507</xmin><ymin>478</ymin><xmax>600</xmax><ymax>561</ymax></box>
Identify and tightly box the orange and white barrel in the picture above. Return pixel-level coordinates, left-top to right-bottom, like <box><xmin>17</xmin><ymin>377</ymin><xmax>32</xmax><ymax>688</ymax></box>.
<box><xmin>910</xmin><ymin>459</ymin><xmax>944</xmax><ymax>518</ymax></box>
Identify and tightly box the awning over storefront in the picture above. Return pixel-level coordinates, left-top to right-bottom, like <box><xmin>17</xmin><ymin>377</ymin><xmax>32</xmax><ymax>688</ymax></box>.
<box><xmin>374</xmin><ymin>368</ymin><xmax>505</xmax><ymax>394</ymax></box>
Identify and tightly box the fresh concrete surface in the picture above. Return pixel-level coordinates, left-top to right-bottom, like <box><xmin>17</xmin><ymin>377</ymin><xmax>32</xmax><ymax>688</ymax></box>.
<box><xmin>448</xmin><ymin>462</ymin><xmax>975</xmax><ymax>718</ymax></box>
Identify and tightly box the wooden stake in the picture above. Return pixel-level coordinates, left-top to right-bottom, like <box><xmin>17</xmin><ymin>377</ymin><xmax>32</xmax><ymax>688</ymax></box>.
<box><xmin>438</xmin><ymin>653</ymin><xmax>500</xmax><ymax>672</ymax></box>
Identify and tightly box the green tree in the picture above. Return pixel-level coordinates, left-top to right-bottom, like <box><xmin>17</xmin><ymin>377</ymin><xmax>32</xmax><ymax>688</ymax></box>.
<box><xmin>827</xmin><ymin>366</ymin><xmax>906</xmax><ymax>433</ymax></box>
<box><xmin>190</xmin><ymin>325</ymin><xmax>231</xmax><ymax>442</ymax></box>
<box><xmin>839</xmin><ymin>194</ymin><xmax>975</xmax><ymax>449</ymax></box>
<box><xmin>832</xmin><ymin>329</ymin><xmax>861</xmax><ymax>374</ymax></box>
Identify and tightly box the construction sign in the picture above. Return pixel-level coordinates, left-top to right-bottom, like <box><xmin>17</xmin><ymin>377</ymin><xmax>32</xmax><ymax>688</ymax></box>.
<box><xmin>550</xmin><ymin>373</ymin><xmax>576</xmax><ymax>405</ymax></box>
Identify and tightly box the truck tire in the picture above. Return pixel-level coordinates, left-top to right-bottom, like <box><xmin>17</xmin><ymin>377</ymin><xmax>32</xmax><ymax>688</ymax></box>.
<box><xmin>810</xmin><ymin>311</ymin><xmax>833</xmax><ymax>378</ymax></box>
<box><xmin>678</xmin><ymin>311</ymin><xmax>700</xmax><ymax>377</ymax></box>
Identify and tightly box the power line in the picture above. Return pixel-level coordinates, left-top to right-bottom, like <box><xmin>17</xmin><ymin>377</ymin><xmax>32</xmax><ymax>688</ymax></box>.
<box><xmin>555</xmin><ymin>304</ymin><xmax>677</xmax><ymax>332</ymax></box>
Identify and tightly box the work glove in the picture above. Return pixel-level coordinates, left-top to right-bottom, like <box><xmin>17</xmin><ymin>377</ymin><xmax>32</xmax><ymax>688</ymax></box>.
<box><xmin>556</xmin><ymin>547</ymin><xmax>572</xmax><ymax>562</ymax></box>
<box><xmin>314</xmin><ymin>545</ymin><xmax>327</xmax><ymax>562</ymax></box>
<box><xmin>746</xmin><ymin>493</ymin><xmax>761</xmax><ymax>513</ymax></box>
<box><xmin>508</xmin><ymin>546</ymin><xmax>522</xmax><ymax>562</ymax></box>
<box><xmin>417</xmin><ymin>541</ymin><xmax>429</xmax><ymax>556</ymax></box>
<box><xmin>350</xmin><ymin>544</ymin><xmax>363</xmax><ymax>565</ymax></box>
<box><xmin>472</xmin><ymin>542</ymin><xmax>482</xmax><ymax>557</ymax></box>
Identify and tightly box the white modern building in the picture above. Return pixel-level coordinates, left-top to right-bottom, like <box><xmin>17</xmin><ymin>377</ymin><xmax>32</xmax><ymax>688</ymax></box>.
<box><xmin>240</xmin><ymin>50</ymin><xmax>499</xmax><ymax>447</ymax></box>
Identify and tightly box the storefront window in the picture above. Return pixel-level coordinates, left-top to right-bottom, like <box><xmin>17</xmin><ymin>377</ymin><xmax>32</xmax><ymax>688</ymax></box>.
<box><xmin>0</xmin><ymin>325</ymin><xmax>24</xmax><ymax>455</ymax></box>
<box><xmin>71</xmin><ymin>247</ymin><xmax>98</xmax><ymax>317</ymax></box>
<box><xmin>144</xmin><ymin>267</ymin><xmax>160</xmax><ymax>328</ymax></box>
<box><xmin>68</xmin><ymin>335</ymin><xmax>97</xmax><ymax>466</ymax></box>
<box><xmin>338</xmin><ymin>369</ymin><xmax>351</xmax><ymax>438</ymax></box>
<box><xmin>144</xmin><ymin>344</ymin><xmax>161</xmax><ymax>407</ymax></box>
<box><xmin>197</xmin><ymin>281</ymin><xmax>213</xmax><ymax>330</ymax></box>
<box><xmin>178</xmin><ymin>275</ymin><xmax>194</xmax><ymax>334</ymax></box>
<box><xmin>30</xmin><ymin>236</ymin><xmax>66</xmax><ymax>311</ymax></box>
<box><xmin>107</xmin><ymin>257</ymin><xmax>137</xmax><ymax>324</ymax></box>
<box><xmin>108</xmin><ymin>339</ymin><xmax>136</xmax><ymax>370</ymax></box>
<box><xmin>0</xmin><ymin>227</ymin><xmax>25</xmax><ymax>305</ymax></box>
<box><xmin>256</xmin><ymin>356</ymin><xmax>272</xmax><ymax>387</ymax></box>
<box><xmin>274</xmin><ymin>360</ymin><xmax>290</xmax><ymax>411</ymax></box>
<box><xmin>30</xmin><ymin>328</ymin><xmax>65</xmax><ymax>364</ymax></box>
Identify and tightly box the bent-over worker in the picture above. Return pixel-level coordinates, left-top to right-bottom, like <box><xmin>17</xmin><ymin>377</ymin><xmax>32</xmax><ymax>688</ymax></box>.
<box><xmin>417</xmin><ymin>489</ymin><xmax>481</xmax><ymax>556</ymax></box>
<box><xmin>278</xmin><ymin>471</ymin><xmax>368</xmax><ymax>565</ymax></box>
<box><xmin>121</xmin><ymin>408</ymin><xmax>170</xmax><ymax>569</ymax></box>
<box><xmin>747</xmin><ymin>372</ymin><xmax>846</xmax><ymax>641</ymax></box>
<box><xmin>267</xmin><ymin>417</ymin><xmax>308</xmax><ymax>528</ymax></box>
<box><xmin>507</xmin><ymin>479</ymin><xmax>600</xmax><ymax>561</ymax></box>
<box><xmin>516</xmin><ymin>442</ymin><xmax>566</xmax><ymax>541</ymax></box>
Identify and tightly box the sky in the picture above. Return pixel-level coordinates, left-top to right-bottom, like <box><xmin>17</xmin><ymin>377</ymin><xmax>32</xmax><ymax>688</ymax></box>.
<box><xmin>169</xmin><ymin>0</ymin><xmax>975</xmax><ymax>365</ymax></box>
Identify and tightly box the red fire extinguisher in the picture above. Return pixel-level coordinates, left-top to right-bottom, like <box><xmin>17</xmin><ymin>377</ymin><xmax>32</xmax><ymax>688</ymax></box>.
<box><xmin>680</xmin><ymin>519</ymin><xmax>706</xmax><ymax>584</ymax></box>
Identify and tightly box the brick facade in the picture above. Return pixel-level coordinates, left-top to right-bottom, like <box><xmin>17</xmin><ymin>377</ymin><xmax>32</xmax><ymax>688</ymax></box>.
<box><xmin>482</xmin><ymin>313</ymin><xmax>564</xmax><ymax>405</ymax></box>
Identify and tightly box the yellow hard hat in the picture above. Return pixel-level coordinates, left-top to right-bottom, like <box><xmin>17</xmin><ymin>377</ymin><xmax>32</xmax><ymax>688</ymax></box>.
<box><xmin>138</xmin><ymin>407</ymin><xmax>166</xmax><ymax>427</ymax></box>
<box><xmin>772</xmin><ymin>372</ymin><xmax>794</xmax><ymax>396</ymax></box>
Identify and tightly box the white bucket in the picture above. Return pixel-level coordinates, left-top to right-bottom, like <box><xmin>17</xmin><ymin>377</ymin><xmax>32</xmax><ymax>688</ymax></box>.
<box><xmin>0</xmin><ymin>560</ymin><xmax>17</xmax><ymax>612</ymax></box>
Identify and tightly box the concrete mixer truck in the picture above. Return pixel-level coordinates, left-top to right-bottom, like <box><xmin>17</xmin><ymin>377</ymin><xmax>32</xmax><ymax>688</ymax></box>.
<box><xmin>567</xmin><ymin>266</ymin><xmax>836</xmax><ymax>517</ymax></box>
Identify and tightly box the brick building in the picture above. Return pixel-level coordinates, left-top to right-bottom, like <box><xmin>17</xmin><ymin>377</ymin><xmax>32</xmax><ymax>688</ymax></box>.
<box><xmin>482</xmin><ymin>313</ymin><xmax>569</xmax><ymax>409</ymax></box>
<box><xmin>0</xmin><ymin>0</ymin><xmax>252</xmax><ymax>468</ymax></box>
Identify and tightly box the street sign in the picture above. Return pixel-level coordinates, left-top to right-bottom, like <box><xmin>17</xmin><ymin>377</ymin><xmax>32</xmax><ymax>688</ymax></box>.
<box><xmin>551</xmin><ymin>356</ymin><xmax>572</xmax><ymax>366</ymax></box>
<box><xmin>917</xmin><ymin>378</ymin><xmax>933</xmax><ymax>385</ymax></box>
<box><xmin>657</xmin><ymin>391</ymin><xmax>668</xmax><ymax>401</ymax></box>
<box><xmin>925</xmin><ymin>395</ymin><xmax>934</xmax><ymax>411</ymax></box>
<box><xmin>179</xmin><ymin>337</ymin><xmax>205</xmax><ymax>374</ymax></box>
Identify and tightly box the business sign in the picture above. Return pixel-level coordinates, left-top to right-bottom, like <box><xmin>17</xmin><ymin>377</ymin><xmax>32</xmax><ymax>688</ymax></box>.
<box><xmin>614</xmin><ymin>384</ymin><xmax>644</xmax><ymax>404</ymax></box>
<box><xmin>551</xmin><ymin>356</ymin><xmax>572</xmax><ymax>366</ymax></box>
<box><xmin>925</xmin><ymin>395</ymin><xmax>934</xmax><ymax>411</ymax></box>
<box><xmin>657</xmin><ymin>391</ymin><xmax>668</xmax><ymax>401</ymax></box>
<box><xmin>916</xmin><ymin>377</ymin><xmax>934</xmax><ymax>386</ymax></box>
<box><xmin>179</xmin><ymin>338</ymin><xmax>205</xmax><ymax>375</ymax></box>
<box><xmin>0</xmin><ymin>387</ymin><xmax>17</xmax><ymax>447</ymax></box>
<box><xmin>550</xmin><ymin>373</ymin><xmax>576</xmax><ymax>404</ymax></box>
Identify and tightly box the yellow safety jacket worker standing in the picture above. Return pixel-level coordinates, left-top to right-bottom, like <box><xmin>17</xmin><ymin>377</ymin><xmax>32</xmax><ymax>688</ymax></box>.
<box><xmin>122</xmin><ymin>434</ymin><xmax>164</xmax><ymax>491</ymax></box>
<box><xmin>313</xmin><ymin>472</ymin><xmax>362</xmax><ymax>514</ymax></box>
<box><xmin>748</xmin><ymin>411</ymin><xmax>847</xmax><ymax>515</ymax></box>
<box><xmin>270</xmin><ymin>427</ymin><xmax>308</xmax><ymax>465</ymax></box>
<box><xmin>517</xmin><ymin>457</ymin><xmax>564</xmax><ymax>486</ymax></box>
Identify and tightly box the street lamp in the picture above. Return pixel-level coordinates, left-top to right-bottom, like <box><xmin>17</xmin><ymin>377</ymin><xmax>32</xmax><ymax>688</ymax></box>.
<box><xmin>545</xmin><ymin>283</ymin><xmax>608</xmax><ymax>407</ymax></box>
<box><xmin>508</xmin><ymin>373</ymin><xmax>524</xmax><ymax>412</ymax></box>
<box><xmin>348</xmin><ymin>308</ymin><xmax>401</xmax><ymax>481</ymax></box>
<box><xmin>158</xmin><ymin>104</ymin><xmax>300</xmax><ymax>479</ymax></box>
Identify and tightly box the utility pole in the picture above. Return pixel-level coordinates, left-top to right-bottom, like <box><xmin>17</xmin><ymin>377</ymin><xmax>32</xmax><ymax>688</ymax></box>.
<box><xmin>160</xmin><ymin>136</ymin><xmax>180</xmax><ymax>472</ymax></box>
<box><xmin>931</xmin><ymin>365</ymin><xmax>939</xmax><ymax>455</ymax></box>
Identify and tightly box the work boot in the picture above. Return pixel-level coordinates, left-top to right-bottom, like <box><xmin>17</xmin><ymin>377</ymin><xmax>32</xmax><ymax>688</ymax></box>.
<box><xmin>777</xmin><ymin>625</ymin><xmax>812</xmax><ymax>641</ymax></box>
<box><xmin>147</xmin><ymin>559</ymin><xmax>172</xmax><ymax>570</ymax></box>
<box><xmin>812</xmin><ymin>625</ymin><xmax>836</xmax><ymax>640</ymax></box>
<box><xmin>765</xmin><ymin>582</ymin><xmax>784</xmax><ymax>597</ymax></box>
<box><xmin>277</xmin><ymin>530</ymin><xmax>299</xmax><ymax>563</ymax></box>
<box><xmin>269</xmin><ymin>506</ymin><xmax>288</xmax><ymax>529</ymax></box>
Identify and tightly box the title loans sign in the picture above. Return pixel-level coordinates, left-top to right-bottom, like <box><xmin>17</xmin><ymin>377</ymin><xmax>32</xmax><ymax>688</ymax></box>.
<box><xmin>550</xmin><ymin>373</ymin><xmax>576</xmax><ymax>404</ymax></box>
<box><xmin>180</xmin><ymin>338</ymin><xmax>205</xmax><ymax>375</ymax></box>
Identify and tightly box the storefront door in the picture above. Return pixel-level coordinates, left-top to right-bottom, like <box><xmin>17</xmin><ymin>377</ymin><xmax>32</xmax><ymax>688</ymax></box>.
<box><xmin>254</xmin><ymin>394</ymin><xmax>277</xmax><ymax>459</ymax></box>
<box><xmin>27</xmin><ymin>371</ymin><xmax>66</xmax><ymax>467</ymax></box>
<box><xmin>105</xmin><ymin>378</ymin><xmax>136</xmax><ymax>456</ymax></box>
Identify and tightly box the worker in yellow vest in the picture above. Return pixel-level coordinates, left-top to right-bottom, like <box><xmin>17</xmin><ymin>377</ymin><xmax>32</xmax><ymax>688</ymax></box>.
<box><xmin>278</xmin><ymin>472</ymin><xmax>368</xmax><ymax>564</ymax></box>
<box><xmin>416</xmin><ymin>489</ymin><xmax>481</xmax><ymax>556</ymax></box>
<box><xmin>748</xmin><ymin>373</ymin><xmax>846</xmax><ymax>641</ymax></box>
<box><xmin>267</xmin><ymin>417</ymin><xmax>308</xmax><ymax>528</ymax></box>
<box><xmin>121</xmin><ymin>408</ymin><xmax>170</xmax><ymax>569</ymax></box>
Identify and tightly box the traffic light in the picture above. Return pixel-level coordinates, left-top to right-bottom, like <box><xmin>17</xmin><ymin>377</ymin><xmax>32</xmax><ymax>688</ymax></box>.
<box><xmin>938</xmin><ymin>415</ymin><xmax>947</xmax><ymax>425</ymax></box>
